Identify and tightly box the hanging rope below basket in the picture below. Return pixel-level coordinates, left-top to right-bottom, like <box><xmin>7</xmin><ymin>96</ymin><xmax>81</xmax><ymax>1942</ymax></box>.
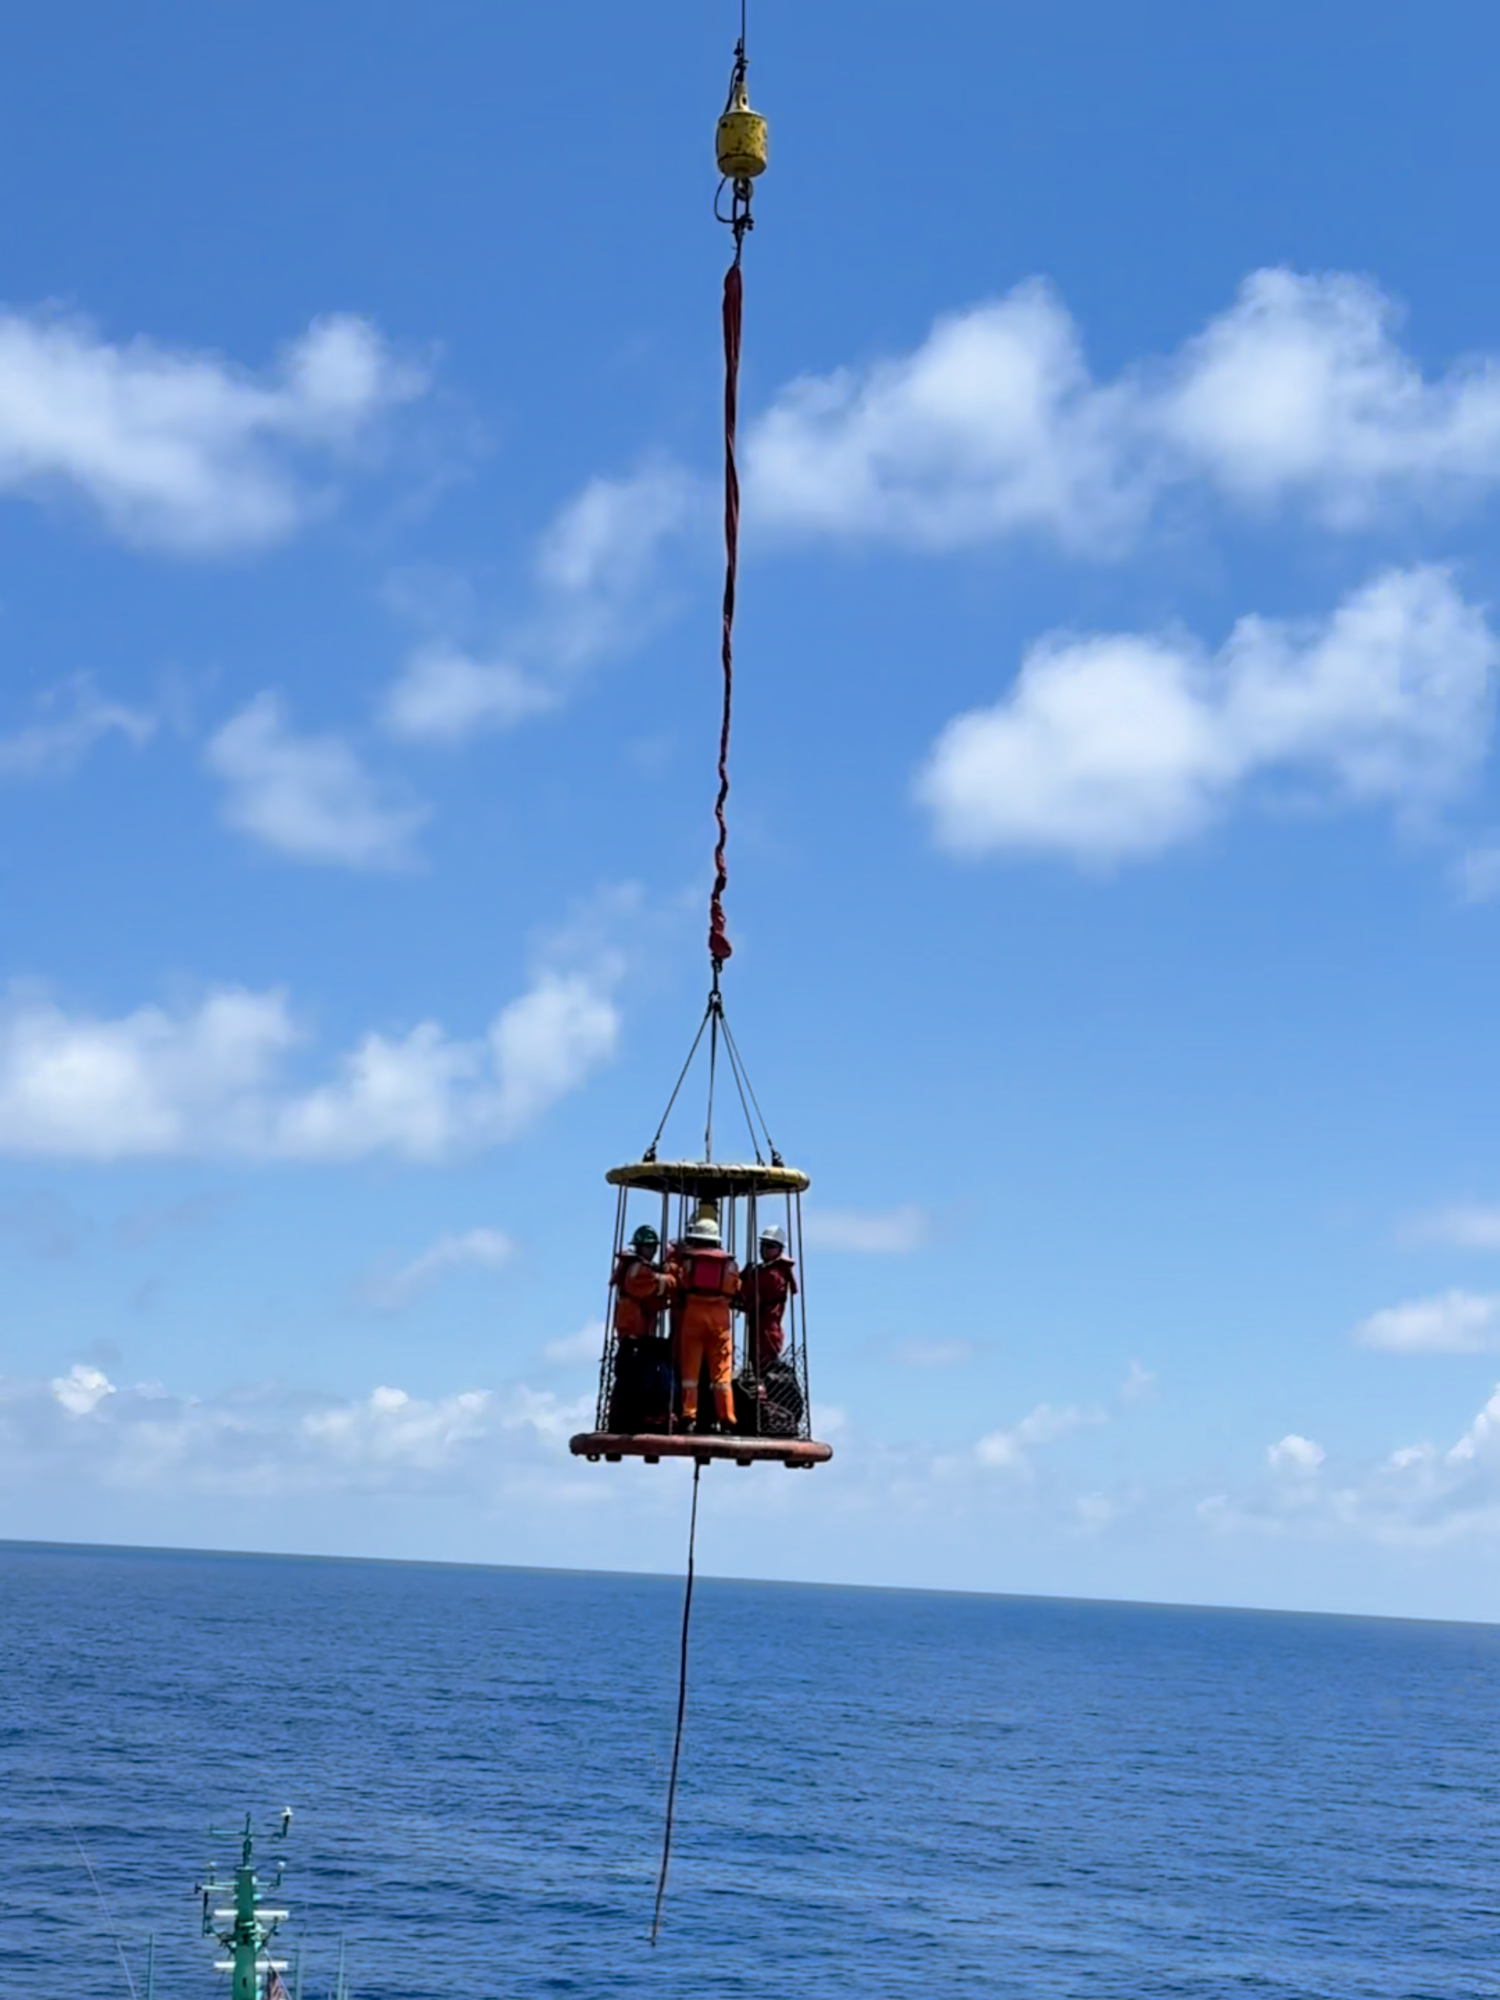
<box><xmin>650</xmin><ymin>1459</ymin><xmax>703</xmax><ymax>1944</ymax></box>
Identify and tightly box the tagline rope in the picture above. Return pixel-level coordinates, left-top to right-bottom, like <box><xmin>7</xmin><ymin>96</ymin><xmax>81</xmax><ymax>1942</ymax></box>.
<box><xmin>650</xmin><ymin>1459</ymin><xmax>703</xmax><ymax>1944</ymax></box>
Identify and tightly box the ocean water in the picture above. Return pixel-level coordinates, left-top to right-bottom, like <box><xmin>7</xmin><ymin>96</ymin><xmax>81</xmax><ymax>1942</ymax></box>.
<box><xmin>2</xmin><ymin>1539</ymin><xmax>1499</xmax><ymax>1999</ymax></box>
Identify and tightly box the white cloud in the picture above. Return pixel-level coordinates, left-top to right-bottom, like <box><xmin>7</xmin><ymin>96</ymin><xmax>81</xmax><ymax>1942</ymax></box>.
<box><xmin>255</xmin><ymin>970</ymin><xmax>619</xmax><ymax>1161</ymax></box>
<box><xmin>750</xmin><ymin>281</ymin><xmax>1139</xmax><ymax>551</ymax></box>
<box><xmin>1406</xmin><ymin>1204</ymin><xmax>1500</xmax><ymax>1249</ymax></box>
<box><xmin>2</xmin><ymin>1367</ymin><xmax>592</xmax><ymax>1499</ymax></box>
<box><xmin>1074</xmin><ymin>1491</ymin><xmax>1123</xmax><ymax>1533</ymax></box>
<box><xmin>891</xmin><ymin>1339</ymin><xmax>975</xmax><ymax>1368</ymax></box>
<box><xmin>542</xmin><ymin>1319</ymin><xmax>606</xmax><ymax>1365</ymax></box>
<box><xmin>1267</xmin><ymin>1433</ymin><xmax>1325</xmax><ymax>1472</ymax></box>
<box><xmin>378</xmin><ymin>646</ymin><xmax>557</xmax><ymax>744</ymax></box>
<box><xmin>27</xmin><ymin>1356</ymin><xmax>1500</xmax><ymax>1576</ymax></box>
<box><xmin>362</xmin><ymin>1228</ymin><xmax>515</xmax><ymax>1312</ymax></box>
<box><xmin>206</xmin><ymin>693</ymin><xmax>427</xmax><ymax>869</ymax></box>
<box><xmin>1446</xmin><ymin>1386</ymin><xmax>1500</xmax><ymax>1464</ymax></box>
<box><xmin>51</xmin><ymin>1363</ymin><xmax>115</xmax><ymax>1416</ymax></box>
<box><xmin>802</xmin><ymin>1203</ymin><xmax>930</xmax><ymax>1253</ymax></box>
<box><xmin>0</xmin><ymin>678</ymin><xmax>156</xmax><ymax>777</ymax></box>
<box><xmin>976</xmin><ymin>1400</ymin><xmax>1105</xmax><ymax>1473</ymax></box>
<box><xmin>1456</xmin><ymin>847</ymin><xmax>1500</xmax><ymax>903</ymax></box>
<box><xmin>381</xmin><ymin>463</ymin><xmax>698</xmax><ymax>745</ymax></box>
<box><xmin>0</xmin><ymin>986</ymin><xmax>299</xmax><ymax>1158</ymax></box>
<box><xmin>1388</xmin><ymin>1445</ymin><xmax>1430</xmax><ymax>1471</ymax></box>
<box><xmin>1121</xmin><ymin>1360</ymin><xmax>1156</xmax><ymax>1402</ymax></box>
<box><xmin>0</xmin><ymin>310</ymin><xmax>423</xmax><ymax>552</ymax></box>
<box><xmin>749</xmin><ymin>269</ymin><xmax>1500</xmax><ymax>550</ymax></box>
<box><xmin>270</xmin><ymin>1019</ymin><xmax>490</xmax><ymax>1161</ymax></box>
<box><xmin>302</xmin><ymin>1384</ymin><xmax>494</xmax><ymax>1471</ymax></box>
<box><xmin>0</xmin><ymin>963</ymin><xmax>620</xmax><ymax>1163</ymax></box>
<box><xmin>1157</xmin><ymin>270</ymin><xmax>1500</xmax><ymax>520</ymax></box>
<box><xmin>1202</xmin><ymin>1382</ymin><xmax>1500</xmax><ymax>1546</ymax></box>
<box><xmin>531</xmin><ymin>462</ymin><xmax>698</xmax><ymax>667</ymax></box>
<box><xmin>486</xmin><ymin>974</ymin><xmax>619</xmax><ymax>1139</ymax></box>
<box><xmin>916</xmin><ymin>567</ymin><xmax>1494</xmax><ymax>864</ymax></box>
<box><xmin>1354</xmin><ymin>1288</ymin><xmax>1500</xmax><ymax>1353</ymax></box>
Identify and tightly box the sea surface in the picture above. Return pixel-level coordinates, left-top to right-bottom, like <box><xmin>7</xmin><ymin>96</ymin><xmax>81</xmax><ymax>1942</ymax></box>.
<box><xmin>3</xmin><ymin>1539</ymin><xmax>1499</xmax><ymax>2000</ymax></box>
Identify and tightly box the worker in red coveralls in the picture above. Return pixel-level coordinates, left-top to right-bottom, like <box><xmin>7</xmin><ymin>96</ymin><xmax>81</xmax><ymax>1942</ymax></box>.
<box><xmin>612</xmin><ymin>1223</ymin><xmax>672</xmax><ymax>1340</ymax></box>
<box><xmin>738</xmin><ymin>1222</ymin><xmax>798</xmax><ymax>1372</ymax></box>
<box><xmin>667</xmin><ymin>1203</ymin><xmax>740</xmax><ymax>1431</ymax></box>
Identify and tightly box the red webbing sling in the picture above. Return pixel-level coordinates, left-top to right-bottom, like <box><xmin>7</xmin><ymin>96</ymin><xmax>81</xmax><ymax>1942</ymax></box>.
<box><xmin>708</xmin><ymin>255</ymin><xmax>744</xmax><ymax>968</ymax></box>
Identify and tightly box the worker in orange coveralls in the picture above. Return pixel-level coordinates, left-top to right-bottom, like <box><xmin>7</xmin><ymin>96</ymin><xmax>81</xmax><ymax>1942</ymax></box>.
<box><xmin>738</xmin><ymin>1222</ymin><xmax>798</xmax><ymax>1372</ymax></box>
<box><xmin>667</xmin><ymin>1204</ymin><xmax>740</xmax><ymax>1431</ymax></box>
<box><xmin>612</xmin><ymin>1223</ymin><xmax>672</xmax><ymax>1340</ymax></box>
<box><xmin>608</xmin><ymin>1223</ymin><xmax>676</xmax><ymax>1434</ymax></box>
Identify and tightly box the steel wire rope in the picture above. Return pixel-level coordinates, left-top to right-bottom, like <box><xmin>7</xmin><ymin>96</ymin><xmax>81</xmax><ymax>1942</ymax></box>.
<box><xmin>595</xmin><ymin>1186</ymin><xmax>630</xmax><ymax>1426</ymax></box>
<box><xmin>645</xmin><ymin>1001</ymin><xmax>715</xmax><ymax>1160</ymax></box>
<box><xmin>703</xmin><ymin>995</ymin><xmax>721</xmax><ymax>1161</ymax></box>
<box><xmin>44</xmin><ymin>1770</ymin><xmax>139</xmax><ymax>2000</ymax></box>
<box><xmin>649</xmin><ymin>1459</ymin><xmax>703</xmax><ymax>1945</ymax></box>
<box><xmin>718</xmin><ymin>1009</ymin><xmax>780</xmax><ymax>1162</ymax></box>
<box><xmin>715</xmin><ymin>1015</ymin><xmax>764</xmax><ymax>1162</ymax></box>
<box><xmin>647</xmin><ymin>987</ymin><xmax>780</xmax><ymax>1166</ymax></box>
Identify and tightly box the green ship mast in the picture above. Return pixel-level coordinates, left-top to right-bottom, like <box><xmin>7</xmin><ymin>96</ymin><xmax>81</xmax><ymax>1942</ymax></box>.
<box><xmin>196</xmin><ymin>1811</ymin><xmax>300</xmax><ymax>2000</ymax></box>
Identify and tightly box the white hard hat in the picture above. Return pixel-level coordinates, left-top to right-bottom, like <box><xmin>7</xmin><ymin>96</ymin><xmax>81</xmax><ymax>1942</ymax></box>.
<box><xmin>759</xmin><ymin>1223</ymin><xmax>787</xmax><ymax>1250</ymax></box>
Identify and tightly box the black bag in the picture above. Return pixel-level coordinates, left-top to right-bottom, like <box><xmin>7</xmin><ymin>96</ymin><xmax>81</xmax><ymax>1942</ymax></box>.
<box><xmin>609</xmin><ymin>1336</ymin><xmax>675</xmax><ymax>1434</ymax></box>
<box><xmin>733</xmin><ymin>1361</ymin><xmax>804</xmax><ymax>1439</ymax></box>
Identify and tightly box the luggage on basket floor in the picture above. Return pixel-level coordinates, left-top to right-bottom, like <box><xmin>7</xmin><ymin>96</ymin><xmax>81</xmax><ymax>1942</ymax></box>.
<box><xmin>610</xmin><ymin>1336</ymin><xmax>676</xmax><ymax>1433</ymax></box>
<box><xmin>733</xmin><ymin>1360</ymin><xmax>803</xmax><ymax>1438</ymax></box>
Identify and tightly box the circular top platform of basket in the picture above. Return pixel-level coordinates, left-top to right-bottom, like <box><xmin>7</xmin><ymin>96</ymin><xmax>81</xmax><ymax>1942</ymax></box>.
<box><xmin>570</xmin><ymin>1431</ymin><xmax>832</xmax><ymax>1468</ymax></box>
<box><xmin>605</xmin><ymin>1157</ymin><xmax>810</xmax><ymax>1196</ymax></box>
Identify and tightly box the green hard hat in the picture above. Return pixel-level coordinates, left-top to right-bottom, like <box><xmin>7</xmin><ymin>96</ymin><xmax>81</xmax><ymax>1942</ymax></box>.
<box><xmin>631</xmin><ymin>1224</ymin><xmax>660</xmax><ymax>1251</ymax></box>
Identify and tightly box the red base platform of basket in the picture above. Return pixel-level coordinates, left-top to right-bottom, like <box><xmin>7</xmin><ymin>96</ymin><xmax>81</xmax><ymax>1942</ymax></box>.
<box><xmin>570</xmin><ymin>1431</ymin><xmax>833</xmax><ymax>1469</ymax></box>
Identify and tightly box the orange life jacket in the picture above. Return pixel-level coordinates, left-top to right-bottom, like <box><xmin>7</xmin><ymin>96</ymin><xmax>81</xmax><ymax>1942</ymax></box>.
<box><xmin>611</xmin><ymin>1254</ymin><xmax>668</xmax><ymax>1339</ymax></box>
<box><xmin>668</xmin><ymin>1245</ymin><xmax>739</xmax><ymax>1338</ymax></box>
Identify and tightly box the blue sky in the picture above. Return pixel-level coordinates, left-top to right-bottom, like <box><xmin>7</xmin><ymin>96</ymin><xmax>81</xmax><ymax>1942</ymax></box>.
<box><xmin>8</xmin><ymin>0</ymin><xmax>1500</xmax><ymax>1618</ymax></box>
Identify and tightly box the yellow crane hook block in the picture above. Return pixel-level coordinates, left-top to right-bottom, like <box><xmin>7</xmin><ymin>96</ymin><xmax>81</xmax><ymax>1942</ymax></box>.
<box><xmin>716</xmin><ymin>75</ymin><xmax>767</xmax><ymax>179</ymax></box>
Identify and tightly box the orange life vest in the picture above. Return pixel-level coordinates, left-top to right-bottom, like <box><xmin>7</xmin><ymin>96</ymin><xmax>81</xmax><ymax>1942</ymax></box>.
<box><xmin>669</xmin><ymin>1245</ymin><xmax>740</xmax><ymax>1338</ymax></box>
<box><xmin>612</xmin><ymin>1254</ymin><xmax>668</xmax><ymax>1339</ymax></box>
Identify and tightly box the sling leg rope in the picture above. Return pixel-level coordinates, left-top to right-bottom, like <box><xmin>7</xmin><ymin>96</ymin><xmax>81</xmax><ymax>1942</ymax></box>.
<box><xmin>650</xmin><ymin>1458</ymin><xmax>703</xmax><ymax>1945</ymax></box>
